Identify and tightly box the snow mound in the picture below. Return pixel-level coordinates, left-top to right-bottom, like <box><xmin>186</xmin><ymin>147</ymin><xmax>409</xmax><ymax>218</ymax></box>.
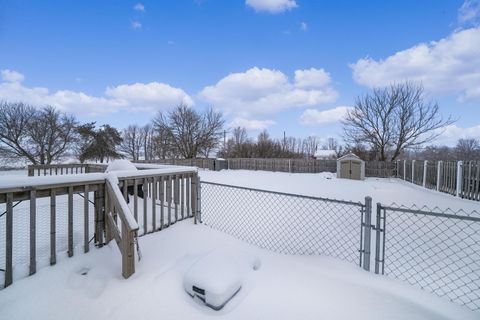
<box><xmin>106</xmin><ymin>160</ymin><xmax>137</xmax><ymax>172</ymax></box>
<box><xmin>184</xmin><ymin>249</ymin><xmax>259</xmax><ymax>310</ymax></box>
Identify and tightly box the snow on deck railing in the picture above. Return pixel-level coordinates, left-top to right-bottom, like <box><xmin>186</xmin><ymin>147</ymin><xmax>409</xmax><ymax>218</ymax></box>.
<box><xmin>0</xmin><ymin>165</ymin><xmax>199</xmax><ymax>288</ymax></box>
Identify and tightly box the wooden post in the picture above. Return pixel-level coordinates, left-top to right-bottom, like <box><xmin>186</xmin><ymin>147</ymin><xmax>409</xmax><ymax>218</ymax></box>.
<box><xmin>196</xmin><ymin>175</ymin><xmax>201</xmax><ymax>223</ymax></box>
<box><xmin>50</xmin><ymin>189</ymin><xmax>56</xmax><ymax>265</ymax></box>
<box><xmin>104</xmin><ymin>186</ymin><xmax>112</xmax><ymax>243</ymax></box>
<box><xmin>122</xmin><ymin>226</ymin><xmax>136</xmax><ymax>279</ymax></box>
<box><xmin>160</xmin><ymin>176</ymin><xmax>165</xmax><ymax>229</ymax></box>
<box><xmin>84</xmin><ymin>185</ymin><xmax>89</xmax><ymax>253</ymax></box>
<box><xmin>191</xmin><ymin>175</ymin><xmax>197</xmax><ymax>224</ymax></box>
<box><xmin>5</xmin><ymin>192</ymin><xmax>13</xmax><ymax>287</ymax></box>
<box><xmin>133</xmin><ymin>179</ymin><xmax>138</xmax><ymax>222</ymax></box>
<box><xmin>186</xmin><ymin>175</ymin><xmax>191</xmax><ymax>217</ymax></box>
<box><xmin>411</xmin><ymin>160</ymin><xmax>415</xmax><ymax>183</ymax></box>
<box><xmin>423</xmin><ymin>160</ymin><xmax>428</xmax><ymax>188</ymax></box>
<box><xmin>180</xmin><ymin>174</ymin><xmax>185</xmax><ymax>220</ymax></box>
<box><xmin>29</xmin><ymin>189</ymin><xmax>36</xmax><ymax>275</ymax></box>
<box><xmin>143</xmin><ymin>178</ymin><xmax>148</xmax><ymax>235</ymax></box>
<box><xmin>174</xmin><ymin>175</ymin><xmax>179</xmax><ymax>223</ymax></box>
<box><xmin>456</xmin><ymin>161</ymin><xmax>463</xmax><ymax>197</ymax></box>
<box><xmin>68</xmin><ymin>186</ymin><xmax>73</xmax><ymax>257</ymax></box>
<box><xmin>123</xmin><ymin>179</ymin><xmax>128</xmax><ymax>202</ymax></box>
<box><xmin>152</xmin><ymin>177</ymin><xmax>157</xmax><ymax>231</ymax></box>
<box><xmin>437</xmin><ymin>161</ymin><xmax>443</xmax><ymax>191</ymax></box>
<box><xmin>167</xmin><ymin>176</ymin><xmax>172</xmax><ymax>226</ymax></box>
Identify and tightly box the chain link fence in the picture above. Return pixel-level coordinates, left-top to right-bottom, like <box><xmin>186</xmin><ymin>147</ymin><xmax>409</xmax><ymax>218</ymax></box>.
<box><xmin>200</xmin><ymin>181</ymin><xmax>480</xmax><ymax>312</ymax></box>
<box><xmin>201</xmin><ymin>181</ymin><xmax>367</xmax><ymax>266</ymax></box>
<box><xmin>375</xmin><ymin>204</ymin><xmax>480</xmax><ymax>311</ymax></box>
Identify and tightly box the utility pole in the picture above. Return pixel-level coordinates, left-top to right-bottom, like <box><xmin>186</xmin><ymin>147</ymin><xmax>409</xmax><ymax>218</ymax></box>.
<box><xmin>283</xmin><ymin>131</ymin><xmax>286</xmax><ymax>152</ymax></box>
<box><xmin>223</xmin><ymin>130</ymin><xmax>226</xmax><ymax>149</ymax></box>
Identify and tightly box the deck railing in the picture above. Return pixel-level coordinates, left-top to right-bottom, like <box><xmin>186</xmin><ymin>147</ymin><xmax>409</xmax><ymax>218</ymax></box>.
<box><xmin>0</xmin><ymin>164</ymin><xmax>199</xmax><ymax>288</ymax></box>
<box><xmin>27</xmin><ymin>163</ymin><xmax>107</xmax><ymax>176</ymax></box>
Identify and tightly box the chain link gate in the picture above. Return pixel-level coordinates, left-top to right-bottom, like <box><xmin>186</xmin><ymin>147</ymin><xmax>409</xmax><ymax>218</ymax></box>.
<box><xmin>374</xmin><ymin>203</ymin><xmax>480</xmax><ymax>311</ymax></box>
<box><xmin>200</xmin><ymin>181</ymin><xmax>373</xmax><ymax>268</ymax></box>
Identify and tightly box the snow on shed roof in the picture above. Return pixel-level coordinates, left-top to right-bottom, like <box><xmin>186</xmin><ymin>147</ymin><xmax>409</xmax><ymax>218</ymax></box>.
<box><xmin>337</xmin><ymin>153</ymin><xmax>363</xmax><ymax>161</ymax></box>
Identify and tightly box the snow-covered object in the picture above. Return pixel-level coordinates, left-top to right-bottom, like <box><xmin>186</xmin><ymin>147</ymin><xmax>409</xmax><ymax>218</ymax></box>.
<box><xmin>106</xmin><ymin>160</ymin><xmax>138</xmax><ymax>172</ymax></box>
<box><xmin>184</xmin><ymin>250</ymin><xmax>249</xmax><ymax>310</ymax></box>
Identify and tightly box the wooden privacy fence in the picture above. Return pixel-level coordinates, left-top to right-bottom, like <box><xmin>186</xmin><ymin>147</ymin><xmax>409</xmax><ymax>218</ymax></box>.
<box><xmin>1</xmin><ymin>164</ymin><xmax>200</xmax><ymax>288</ymax></box>
<box><xmin>396</xmin><ymin>160</ymin><xmax>480</xmax><ymax>201</ymax></box>
<box><xmin>136</xmin><ymin>158</ymin><xmax>215</xmax><ymax>170</ymax></box>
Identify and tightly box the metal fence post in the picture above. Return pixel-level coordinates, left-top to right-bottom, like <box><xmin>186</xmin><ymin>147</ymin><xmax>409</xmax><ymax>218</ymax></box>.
<box><xmin>196</xmin><ymin>175</ymin><xmax>202</xmax><ymax>223</ymax></box>
<box><xmin>423</xmin><ymin>160</ymin><xmax>428</xmax><ymax>188</ymax></box>
<box><xmin>363</xmin><ymin>196</ymin><xmax>372</xmax><ymax>271</ymax></box>
<box><xmin>374</xmin><ymin>203</ymin><xmax>382</xmax><ymax>274</ymax></box>
<box><xmin>437</xmin><ymin>161</ymin><xmax>442</xmax><ymax>191</ymax></box>
<box><xmin>403</xmin><ymin>160</ymin><xmax>406</xmax><ymax>180</ymax></box>
<box><xmin>456</xmin><ymin>161</ymin><xmax>463</xmax><ymax>197</ymax></box>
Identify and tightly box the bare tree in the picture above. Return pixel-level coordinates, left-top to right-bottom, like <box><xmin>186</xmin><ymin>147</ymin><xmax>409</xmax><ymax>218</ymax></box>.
<box><xmin>0</xmin><ymin>102</ymin><xmax>77</xmax><ymax>165</ymax></box>
<box><xmin>302</xmin><ymin>136</ymin><xmax>320</xmax><ymax>157</ymax></box>
<box><xmin>343</xmin><ymin>82</ymin><xmax>454</xmax><ymax>161</ymax></box>
<box><xmin>153</xmin><ymin>104</ymin><xmax>224</xmax><ymax>158</ymax></box>
<box><xmin>120</xmin><ymin>125</ymin><xmax>143</xmax><ymax>160</ymax></box>
<box><xmin>455</xmin><ymin>138</ymin><xmax>480</xmax><ymax>160</ymax></box>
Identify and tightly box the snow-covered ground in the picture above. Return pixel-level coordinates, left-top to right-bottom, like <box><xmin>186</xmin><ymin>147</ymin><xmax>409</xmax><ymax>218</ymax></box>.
<box><xmin>1</xmin><ymin>168</ymin><xmax>479</xmax><ymax>319</ymax></box>
<box><xmin>0</xmin><ymin>220</ymin><xmax>477</xmax><ymax>320</ymax></box>
<box><xmin>199</xmin><ymin>170</ymin><xmax>479</xmax><ymax>212</ymax></box>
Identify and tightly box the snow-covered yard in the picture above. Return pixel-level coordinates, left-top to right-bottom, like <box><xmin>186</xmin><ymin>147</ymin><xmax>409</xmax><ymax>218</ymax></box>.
<box><xmin>0</xmin><ymin>220</ymin><xmax>477</xmax><ymax>320</ymax></box>
<box><xmin>199</xmin><ymin>170</ymin><xmax>479</xmax><ymax>212</ymax></box>
<box><xmin>0</xmin><ymin>169</ymin><xmax>479</xmax><ymax>319</ymax></box>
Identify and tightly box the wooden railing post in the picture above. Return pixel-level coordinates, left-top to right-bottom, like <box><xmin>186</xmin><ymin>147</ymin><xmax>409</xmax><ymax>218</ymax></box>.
<box><xmin>191</xmin><ymin>174</ymin><xmax>198</xmax><ymax>223</ymax></box>
<box><xmin>29</xmin><ymin>189</ymin><xmax>37</xmax><ymax>275</ymax></box>
<box><xmin>5</xmin><ymin>193</ymin><xmax>13</xmax><ymax>287</ymax></box>
<box><xmin>122</xmin><ymin>225</ymin><xmax>136</xmax><ymax>279</ymax></box>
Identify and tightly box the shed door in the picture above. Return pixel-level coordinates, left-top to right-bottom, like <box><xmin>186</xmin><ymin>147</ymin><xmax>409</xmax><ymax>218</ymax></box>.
<box><xmin>350</xmin><ymin>161</ymin><xmax>361</xmax><ymax>180</ymax></box>
<box><xmin>340</xmin><ymin>161</ymin><xmax>351</xmax><ymax>179</ymax></box>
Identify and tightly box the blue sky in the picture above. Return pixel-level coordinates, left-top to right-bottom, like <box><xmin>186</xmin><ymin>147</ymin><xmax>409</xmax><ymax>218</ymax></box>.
<box><xmin>0</xmin><ymin>0</ymin><xmax>479</xmax><ymax>145</ymax></box>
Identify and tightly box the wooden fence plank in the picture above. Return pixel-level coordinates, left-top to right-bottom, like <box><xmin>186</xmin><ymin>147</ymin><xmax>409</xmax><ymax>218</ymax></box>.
<box><xmin>50</xmin><ymin>189</ymin><xmax>56</xmax><ymax>265</ymax></box>
<box><xmin>143</xmin><ymin>178</ymin><xmax>148</xmax><ymax>235</ymax></box>
<box><xmin>29</xmin><ymin>189</ymin><xmax>36</xmax><ymax>275</ymax></box>
<box><xmin>68</xmin><ymin>186</ymin><xmax>73</xmax><ymax>257</ymax></box>
<box><xmin>152</xmin><ymin>177</ymin><xmax>157</xmax><ymax>231</ymax></box>
<box><xmin>84</xmin><ymin>184</ymin><xmax>89</xmax><ymax>253</ymax></box>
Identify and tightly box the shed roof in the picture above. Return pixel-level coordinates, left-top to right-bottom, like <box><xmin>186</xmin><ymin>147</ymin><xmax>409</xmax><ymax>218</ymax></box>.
<box><xmin>337</xmin><ymin>153</ymin><xmax>363</xmax><ymax>162</ymax></box>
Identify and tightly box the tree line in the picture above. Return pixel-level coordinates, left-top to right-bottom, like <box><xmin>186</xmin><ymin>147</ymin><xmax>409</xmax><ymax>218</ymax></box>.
<box><xmin>0</xmin><ymin>82</ymin><xmax>478</xmax><ymax>166</ymax></box>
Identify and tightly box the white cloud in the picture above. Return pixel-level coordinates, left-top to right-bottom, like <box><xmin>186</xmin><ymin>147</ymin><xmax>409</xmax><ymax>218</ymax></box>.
<box><xmin>351</xmin><ymin>27</ymin><xmax>480</xmax><ymax>101</ymax></box>
<box><xmin>105</xmin><ymin>82</ymin><xmax>194</xmax><ymax>111</ymax></box>
<box><xmin>299</xmin><ymin>106</ymin><xmax>353</xmax><ymax>126</ymax></box>
<box><xmin>300</xmin><ymin>22</ymin><xmax>308</xmax><ymax>31</ymax></box>
<box><xmin>131</xmin><ymin>21</ymin><xmax>142</xmax><ymax>29</ymax></box>
<box><xmin>434</xmin><ymin>124</ymin><xmax>480</xmax><ymax>145</ymax></box>
<box><xmin>294</xmin><ymin>68</ymin><xmax>331</xmax><ymax>88</ymax></box>
<box><xmin>228</xmin><ymin>117</ymin><xmax>275</xmax><ymax>130</ymax></box>
<box><xmin>0</xmin><ymin>69</ymin><xmax>193</xmax><ymax>116</ymax></box>
<box><xmin>246</xmin><ymin>0</ymin><xmax>297</xmax><ymax>13</ymax></box>
<box><xmin>199</xmin><ymin>67</ymin><xmax>338</xmax><ymax>118</ymax></box>
<box><xmin>1</xmin><ymin>69</ymin><xmax>25</xmax><ymax>83</ymax></box>
<box><xmin>133</xmin><ymin>3</ymin><xmax>145</xmax><ymax>12</ymax></box>
<box><xmin>458</xmin><ymin>0</ymin><xmax>480</xmax><ymax>25</ymax></box>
